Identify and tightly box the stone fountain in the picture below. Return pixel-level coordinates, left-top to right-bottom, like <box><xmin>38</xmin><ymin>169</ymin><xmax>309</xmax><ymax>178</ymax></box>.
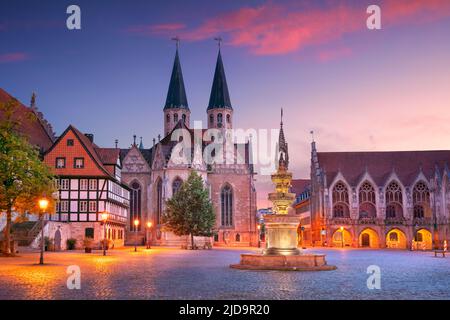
<box><xmin>231</xmin><ymin>109</ymin><xmax>336</xmax><ymax>271</ymax></box>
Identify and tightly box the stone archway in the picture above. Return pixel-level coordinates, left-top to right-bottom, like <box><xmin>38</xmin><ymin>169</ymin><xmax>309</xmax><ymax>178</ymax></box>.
<box><xmin>359</xmin><ymin>228</ymin><xmax>380</xmax><ymax>248</ymax></box>
<box><xmin>415</xmin><ymin>228</ymin><xmax>432</xmax><ymax>250</ymax></box>
<box><xmin>332</xmin><ymin>228</ymin><xmax>352</xmax><ymax>247</ymax></box>
<box><xmin>386</xmin><ymin>228</ymin><xmax>407</xmax><ymax>249</ymax></box>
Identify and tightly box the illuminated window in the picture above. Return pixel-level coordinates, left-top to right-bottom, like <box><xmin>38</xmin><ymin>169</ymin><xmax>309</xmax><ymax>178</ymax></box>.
<box><xmin>74</xmin><ymin>157</ymin><xmax>84</xmax><ymax>169</ymax></box>
<box><xmin>56</xmin><ymin>157</ymin><xmax>66</xmax><ymax>168</ymax></box>
<box><xmin>221</xmin><ymin>184</ymin><xmax>233</xmax><ymax>226</ymax></box>
<box><xmin>130</xmin><ymin>181</ymin><xmax>142</xmax><ymax>231</ymax></box>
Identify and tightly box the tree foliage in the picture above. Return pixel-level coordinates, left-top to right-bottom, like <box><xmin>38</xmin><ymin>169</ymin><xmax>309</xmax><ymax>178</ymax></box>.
<box><xmin>164</xmin><ymin>171</ymin><xmax>215</xmax><ymax>249</ymax></box>
<box><xmin>0</xmin><ymin>99</ymin><xmax>56</xmax><ymax>255</ymax></box>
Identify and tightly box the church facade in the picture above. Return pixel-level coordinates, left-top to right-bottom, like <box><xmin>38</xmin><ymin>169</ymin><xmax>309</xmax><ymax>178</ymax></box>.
<box><xmin>308</xmin><ymin>141</ymin><xmax>450</xmax><ymax>250</ymax></box>
<box><xmin>120</xmin><ymin>48</ymin><xmax>258</xmax><ymax>247</ymax></box>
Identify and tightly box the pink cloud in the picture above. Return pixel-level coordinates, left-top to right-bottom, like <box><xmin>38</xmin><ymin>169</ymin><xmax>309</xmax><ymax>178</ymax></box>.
<box><xmin>317</xmin><ymin>47</ymin><xmax>352</xmax><ymax>62</ymax></box>
<box><xmin>0</xmin><ymin>52</ymin><xmax>30</xmax><ymax>64</ymax></box>
<box><xmin>135</xmin><ymin>0</ymin><xmax>450</xmax><ymax>56</ymax></box>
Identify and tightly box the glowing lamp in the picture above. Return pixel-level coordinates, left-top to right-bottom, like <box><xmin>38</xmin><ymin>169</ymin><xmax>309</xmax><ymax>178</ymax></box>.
<box><xmin>147</xmin><ymin>222</ymin><xmax>152</xmax><ymax>228</ymax></box>
<box><xmin>38</xmin><ymin>198</ymin><xmax>49</xmax><ymax>211</ymax></box>
<box><xmin>134</xmin><ymin>219</ymin><xmax>140</xmax><ymax>227</ymax></box>
<box><xmin>101</xmin><ymin>212</ymin><xmax>108</xmax><ymax>222</ymax></box>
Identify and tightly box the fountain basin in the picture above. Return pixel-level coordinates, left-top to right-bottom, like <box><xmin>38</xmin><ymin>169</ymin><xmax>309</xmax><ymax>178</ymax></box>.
<box><xmin>230</xmin><ymin>253</ymin><xmax>337</xmax><ymax>271</ymax></box>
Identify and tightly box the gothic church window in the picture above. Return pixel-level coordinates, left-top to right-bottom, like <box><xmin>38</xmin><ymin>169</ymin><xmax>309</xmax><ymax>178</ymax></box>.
<box><xmin>385</xmin><ymin>181</ymin><xmax>403</xmax><ymax>219</ymax></box>
<box><xmin>221</xmin><ymin>184</ymin><xmax>233</xmax><ymax>226</ymax></box>
<box><xmin>358</xmin><ymin>181</ymin><xmax>376</xmax><ymax>218</ymax></box>
<box><xmin>226</xmin><ymin>114</ymin><xmax>231</xmax><ymax>123</ymax></box>
<box><xmin>130</xmin><ymin>181</ymin><xmax>142</xmax><ymax>231</ymax></box>
<box><xmin>182</xmin><ymin>114</ymin><xmax>186</xmax><ymax>123</ymax></box>
<box><xmin>412</xmin><ymin>181</ymin><xmax>430</xmax><ymax>219</ymax></box>
<box><xmin>156</xmin><ymin>179</ymin><xmax>163</xmax><ymax>225</ymax></box>
<box><xmin>332</xmin><ymin>182</ymin><xmax>350</xmax><ymax>218</ymax></box>
<box><xmin>217</xmin><ymin>113</ymin><xmax>223</xmax><ymax>127</ymax></box>
<box><xmin>174</xmin><ymin>113</ymin><xmax>178</xmax><ymax>123</ymax></box>
<box><xmin>166</xmin><ymin>114</ymin><xmax>170</xmax><ymax>123</ymax></box>
<box><xmin>172</xmin><ymin>178</ymin><xmax>183</xmax><ymax>196</ymax></box>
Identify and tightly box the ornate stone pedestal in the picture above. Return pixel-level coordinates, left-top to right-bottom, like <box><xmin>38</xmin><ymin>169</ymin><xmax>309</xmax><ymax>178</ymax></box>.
<box><xmin>264</xmin><ymin>214</ymin><xmax>300</xmax><ymax>256</ymax></box>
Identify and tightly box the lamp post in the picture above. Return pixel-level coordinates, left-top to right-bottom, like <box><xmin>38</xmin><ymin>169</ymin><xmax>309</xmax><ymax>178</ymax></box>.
<box><xmin>146</xmin><ymin>221</ymin><xmax>152</xmax><ymax>249</ymax></box>
<box><xmin>257</xmin><ymin>224</ymin><xmax>261</xmax><ymax>248</ymax></box>
<box><xmin>340</xmin><ymin>226</ymin><xmax>344</xmax><ymax>248</ymax></box>
<box><xmin>134</xmin><ymin>219</ymin><xmax>140</xmax><ymax>252</ymax></box>
<box><xmin>38</xmin><ymin>198</ymin><xmax>49</xmax><ymax>265</ymax></box>
<box><xmin>101</xmin><ymin>212</ymin><xmax>108</xmax><ymax>256</ymax></box>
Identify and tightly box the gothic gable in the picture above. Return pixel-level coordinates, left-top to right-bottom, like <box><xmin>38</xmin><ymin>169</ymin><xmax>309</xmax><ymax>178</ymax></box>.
<box><xmin>122</xmin><ymin>146</ymin><xmax>151</xmax><ymax>174</ymax></box>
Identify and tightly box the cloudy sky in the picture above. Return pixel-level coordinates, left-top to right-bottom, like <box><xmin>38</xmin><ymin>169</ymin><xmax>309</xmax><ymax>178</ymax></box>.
<box><xmin>1</xmin><ymin>0</ymin><xmax>450</xmax><ymax>207</ymax></box>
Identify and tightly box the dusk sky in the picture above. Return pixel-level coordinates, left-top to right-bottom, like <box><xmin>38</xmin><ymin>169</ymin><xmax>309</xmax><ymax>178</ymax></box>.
<box><xmin>1</xmin><ymin>0</ymin><xmax>450</xmax><ymax>207</ymax></box>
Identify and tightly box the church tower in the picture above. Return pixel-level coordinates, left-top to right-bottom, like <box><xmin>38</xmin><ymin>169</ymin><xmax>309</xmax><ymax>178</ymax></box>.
<box><xmin>207</xmin><ymin>48</ymin><xmax>233</xmax><ymax>129</ymax></box>
<box><xmin>164</xmin><ymin>46</ymin><xmax>190</xmax><ymax>136</ymax></box>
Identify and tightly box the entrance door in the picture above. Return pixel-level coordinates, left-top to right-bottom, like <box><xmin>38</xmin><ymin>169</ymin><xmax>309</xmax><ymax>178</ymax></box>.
<box><xmin>54</xmin><ymin>229</ymin><xmax>62</xmax><ymax>251</ymax></box>
<box><xmin>361</xmin><ymin>233</ymin><xmax>370</xmax><ymax>247</ymax></box>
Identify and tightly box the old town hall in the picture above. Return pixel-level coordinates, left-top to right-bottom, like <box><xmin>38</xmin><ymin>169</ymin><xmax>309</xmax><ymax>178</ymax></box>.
<box><xmin>119</xmin><ymin>47</ymin><xmax>258</xmax><ymax>247</ymax></box>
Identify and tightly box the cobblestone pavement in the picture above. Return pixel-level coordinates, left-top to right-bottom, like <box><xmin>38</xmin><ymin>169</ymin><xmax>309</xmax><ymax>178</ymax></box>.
<box><xmin>0</xmin><ymin>247</ymin><xmax>449</xmax><ymax>300</ymax></box>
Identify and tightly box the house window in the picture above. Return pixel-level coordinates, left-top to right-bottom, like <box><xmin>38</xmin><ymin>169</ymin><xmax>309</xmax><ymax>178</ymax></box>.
<box><xmin>221</xmin><ymin>184</ymin><xmax>233</xmax><ymax>226</ymax></box>
<box><xmin>67</xmin><ymin>139</ymin><xmax>74</xmax><ymax>146</ymax></box>
<box><xmin>80</xmin><ymin>179</ymin><xmax>88</xmax><ymax>190</ymax></box>
<box><xmin>56</xmin><ymin>157</ymin><xmax>66</xmax><ymax>168</ymax></box>
<box><xmin>80</xmin><ymin>201</ymin><xmax>88</xmax><ymax>212</ymax></box>
<box><xmin>59</xmin><ymin>201</ymin><xmax>69</xmax><ymax>212</ymax></box>
<box><xmin>74</xmin><ymin>158</ymin><xmax>84</xmax><ymax>169</ymax></box>
<box><xmin>88</xmin><ymin>201</ymin><xmax>97</xmax><ymax>213</ymax></box>
<box><xmin>89</xmin><ymin>179</ymin><xmax>97</xmax><ymax>190</ymax></box>
<box><xmin>60</xmin><ymin>179</ymin><xmax>69</xmax><ymax>190</ymax></box>
<box><xmin>85</xmin><ymin>228</ymin><xmax>94</xmax><ymax>238</ymax></box>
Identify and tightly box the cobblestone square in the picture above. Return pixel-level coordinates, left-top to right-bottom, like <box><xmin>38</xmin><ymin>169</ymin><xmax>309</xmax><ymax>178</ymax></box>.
<box><xmin>0</xmin><ymin>247</ymin><xmax>449</xmax><ymax>300</ymax></box>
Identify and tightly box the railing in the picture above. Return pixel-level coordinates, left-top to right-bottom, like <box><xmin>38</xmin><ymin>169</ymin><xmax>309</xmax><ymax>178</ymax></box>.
<box><xmin>412</xmin><ymin>217</ymin><xmax>433</xmax><ymax>226</ymax></box>
<box><xmin>358</xmin><ymin>217</ymin><xmax>380</xmax><ymax>225</ymax></box>
<box><xmin>385</xmin><ymin>217</ymin><xmax>407</xmax><ymax>225</ymax></box>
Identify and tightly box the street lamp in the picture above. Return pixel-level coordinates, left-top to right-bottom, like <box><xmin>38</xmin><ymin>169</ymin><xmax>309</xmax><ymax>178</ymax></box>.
<box><xmin>340</xmin><ymin>226</ymin><xmax>344</xmax><ymax>248</ymax></box>
<box><xmin>38</xmin><ymin>198</ymin><xmax>49</xmax><ymax>265</ymax></box>
<box><xmin>101</xmin><ymin>212</ymin><xmax>108</xmax><ymax>256</ymax></box>
<box><xmin>134</xmin><ymin>219</ymin><xmax>140</xmax><ymax>252</ymax></box>
<box><xmin>257</xmin><ymin>224</ymin><xmax>261</xmax><ymax>248</ymax></box>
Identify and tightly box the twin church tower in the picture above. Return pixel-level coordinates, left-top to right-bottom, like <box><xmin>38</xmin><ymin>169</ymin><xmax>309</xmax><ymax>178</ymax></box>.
<box><xmin>163</xmin><ymin>45</ymin><xmax>233</xmax><ymax>136</ymax></box>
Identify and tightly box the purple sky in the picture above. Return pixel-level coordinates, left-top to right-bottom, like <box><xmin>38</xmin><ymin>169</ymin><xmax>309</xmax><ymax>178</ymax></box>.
<box><xmin>1</xmin><ymin>0</ymin><xmax>450</xmax><ymax>208</ymax></box>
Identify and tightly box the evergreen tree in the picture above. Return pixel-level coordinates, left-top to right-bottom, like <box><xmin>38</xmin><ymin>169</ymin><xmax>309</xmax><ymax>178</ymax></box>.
<box><xmin>0</xmin><ymin>99</ymin><xmax>55</xmax><ymax>256</ymax></box>
<box><xmin>164</xmin><ymin>171</ymin><xmax>215</xmax><ymax>249</ymax></box>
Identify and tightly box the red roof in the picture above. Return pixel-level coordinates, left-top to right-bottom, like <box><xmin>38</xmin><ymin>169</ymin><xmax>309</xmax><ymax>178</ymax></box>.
<box><xmin>0</xmin><ymin>88</ymin><xmax>54</xmax><ymax>151</ymax></box>
<box><xmin>317</xmin><ymin>151</ymin><xmax>450</xmax><ymax>187</ymax></box>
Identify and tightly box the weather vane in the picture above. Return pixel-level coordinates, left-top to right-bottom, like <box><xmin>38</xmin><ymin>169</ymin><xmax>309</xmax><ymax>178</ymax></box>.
<box><xmin>171</xmin><ymin>36</ymin><xmax>180</xmax><ymax>50</ymax></box>
<box><xmin>214</xmin><ymin>36</ymin><xmax>222</xmax><ymax>49</ymax></box>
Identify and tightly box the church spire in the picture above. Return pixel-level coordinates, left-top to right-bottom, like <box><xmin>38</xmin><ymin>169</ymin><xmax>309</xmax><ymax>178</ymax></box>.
<box><xmin>164</xmin><ymin>44</ymin><xmax>189</xmax><ymax>110</ymax></box>
<box><xmin>278</xmin><ymin>108</ymin><xmax>289</xmax><ymax>170</ymax></box>
<box><xmin>207</xmin><ymin>47</ymin><xmax>232</xmax><ymax>110</ymax></box>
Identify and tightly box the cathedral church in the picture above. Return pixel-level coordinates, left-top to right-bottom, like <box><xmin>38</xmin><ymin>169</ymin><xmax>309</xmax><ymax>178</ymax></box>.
<box><xmin>119</xmin><ymin>47</ymin><xmax>258</xmax><ymax>247</ymax></box>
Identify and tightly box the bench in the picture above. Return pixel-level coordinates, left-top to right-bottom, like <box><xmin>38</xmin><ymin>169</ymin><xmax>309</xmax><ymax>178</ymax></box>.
<box><xmin>434</xmin><ymin>250</ymin><xmax>447</xmax><ymax>258</ymax></box>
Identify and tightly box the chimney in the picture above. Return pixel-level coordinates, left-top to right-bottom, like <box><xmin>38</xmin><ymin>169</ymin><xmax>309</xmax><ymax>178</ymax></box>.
<box><xmin>84</xmin><ymin>134</ymin><xmax>94</xmax><ymax>143</ymax></box>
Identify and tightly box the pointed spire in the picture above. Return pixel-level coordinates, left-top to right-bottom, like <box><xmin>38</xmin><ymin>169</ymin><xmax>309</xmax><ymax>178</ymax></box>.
<box><xmin>139</xmin><ymin>137</ymin><xmax>144</xmax><ymax>150</ymax></box>
<box><xmin>278</xmin><ymin>108</ymin><xmax>289</xmax><ymax>170</ymax></box>
<box><xmin>30</xmin><ymin>92</ymin><xmax>37</xmax><ymax>110</ymax></box>
<box><xmin>133</xmin><ymin>134</ymin><xmax>137</xmax><ymax>146</ymax></box>
<box><xmin>115</xmin><ymin>139</ymin><xmax>118</xmax><ymax>149</ymax></box>
<box><xmin>164</xmin><ymin>44</ymin><xmax>189</xmax><ymax>110</ymax></box>
<box><xmin>207</xmin><ymin>47</ymin><xmax>232</xmax><ymax>110</ymax></box>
